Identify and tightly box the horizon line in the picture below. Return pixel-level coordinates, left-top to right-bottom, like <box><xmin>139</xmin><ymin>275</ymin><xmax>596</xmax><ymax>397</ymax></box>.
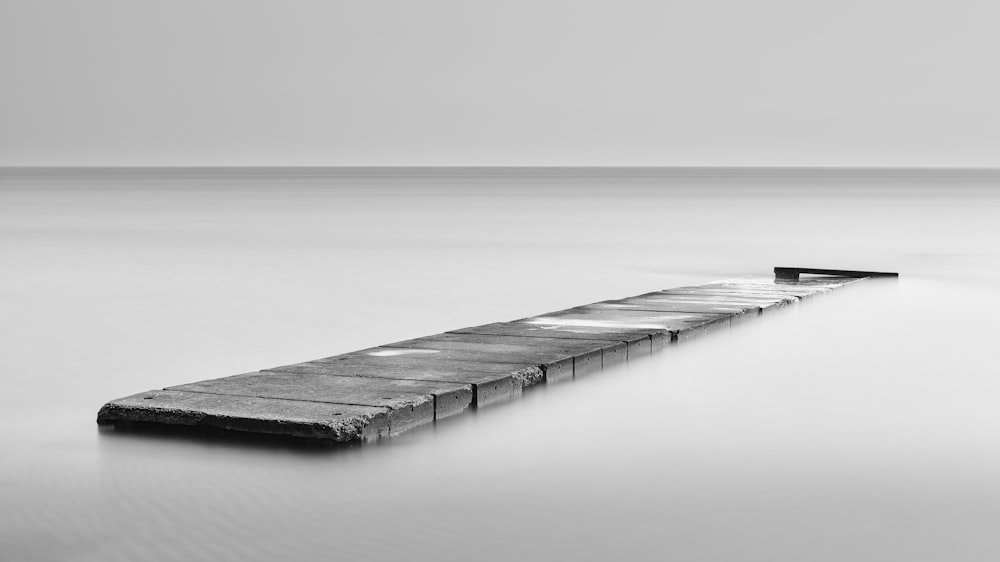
<box><xmin>4</xmin><ymin>165</ymin><xmax>1000</xmax><ymax>179</ymax></box>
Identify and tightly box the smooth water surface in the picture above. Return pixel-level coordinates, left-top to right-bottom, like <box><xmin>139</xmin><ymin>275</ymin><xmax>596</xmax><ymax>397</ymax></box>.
<box><xmin>2</xmin><ymin>169</ymin><xmax>999</xmax><ymax>561</ymax></box>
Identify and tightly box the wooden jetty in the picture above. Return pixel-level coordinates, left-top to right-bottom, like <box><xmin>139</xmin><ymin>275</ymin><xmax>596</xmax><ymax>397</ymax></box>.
<box><xmin>97</xmin><ymin>267</ymin><xmax>896</xmax><ymax>443</ymax></box>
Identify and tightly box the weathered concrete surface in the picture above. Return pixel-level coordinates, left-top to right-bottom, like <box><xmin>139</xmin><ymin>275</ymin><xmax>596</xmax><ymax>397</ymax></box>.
<box><xmin>528</xmin><ymin>306</ymin><xmax>730</xmax><ymax>341</ymax></box>
<box><xmin>97</xmin><ymin>270</ymin><xmax>885</xmax><ymax>443</ymax></box>
<box><xmin>449</xmin><ymin>322</ymin><xmax>653</xmax><ymax>360</ymax></box>
<box><xmin>330</xmin><ymin>346</ymin><xmax>565</xmax><ymax>383</ymax></box>
<box><xmin>429</xmin><ymin>334</ymin><xmax>623</xmax><ymax>376</ymax></box>
<box><xmin>268</xmin><ymin>360</ymin><xmax>521</xmax><ymax>407</ymax></box>
<box><xmin>596</xmin><ymin>295</ymin><xmax>760</xmax><ymax>315</ymax></box>
<box><xmin>695</xmin><ymin>283</ymin><xmax>830</xmax><ymax>299</ymax></box>
<box><xmin>650</xmin><ymin>291</ymin><xmax>793</xmax><ymax>314</ymax></box>
<box><xmin>378</xmin><ymin>334</ymin><xmax>624</xmax><ymax>382</ymax></box>
<box><xmin>453</xmin><ymin>321</ymin><xmax>665</xmax><ymax>355</ymax></box>
<box><xmin>659</xmin><ymin>288</ymin><xmax>799</xmax><ymax>304</ymax></box>
<box><xmin>391</xmin><ymin>333</ymin><xmax>628</xmax><ymax>374</ymax></box>
<box><xmin>588</xmin><ymin>299</ymin><xmax>759</xmax><ymax>327</ymax></box>
<box><xmin>169</xmin><ymin>371</ymin><xmax>472</xmax><ymax>431</ymax></box>
<box><xmin>96</xmin><ymin>390</ymin><xmax>390</xmax><ymax>442</ymax></box>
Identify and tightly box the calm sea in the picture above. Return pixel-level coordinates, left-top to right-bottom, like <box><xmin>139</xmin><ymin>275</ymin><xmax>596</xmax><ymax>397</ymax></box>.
<box><xmin>2</xmin><ymin>168</ymin><xmax>999</xmax><ymax>561</ymax></box>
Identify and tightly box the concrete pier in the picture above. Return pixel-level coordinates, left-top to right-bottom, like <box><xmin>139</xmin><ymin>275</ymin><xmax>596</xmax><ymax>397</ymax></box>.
<box><xmin>97</xmin><ymin>268</ymin><xmax>894</xmax><ymax>443</ymax></box>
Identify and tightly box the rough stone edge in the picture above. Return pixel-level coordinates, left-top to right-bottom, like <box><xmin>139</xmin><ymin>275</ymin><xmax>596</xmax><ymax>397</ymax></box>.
<box><xmin>96</xmin><ymin>397</ymin><xmax>389</xmax><ymax>443</ymax></box>
<box><xmin>510</xmin><ymin>365</ymin><xmax>545</xmax><ymax>388</ymax></box>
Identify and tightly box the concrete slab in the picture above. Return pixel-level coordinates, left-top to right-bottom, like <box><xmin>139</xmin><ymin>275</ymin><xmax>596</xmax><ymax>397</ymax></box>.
<box><xmin>379</xmin><ymin>334</ymin><xmax>624</xmax><ymax>382</ymax></box>
<box><xmin>590</xmin><ymin>297</ymin><xmax>764</xmax><ymax>329</ymax></box>
<box><xmin>96</xmin><ymin>389</ymin><xmax>390</xmax><ymax>442</ymax></box>
<box><xmin>449</xmin><ymin>322</ymin><xmax>653</xmax><ymax>360</ymax></box>
<box><xmin>320</xmin><ymin>350</ymin><xmax>549</xmax><ymax>387</ymax></box>
<box><xmin>721</xmin><ymin>279</ymin><xmax>855</xmax><ymax>289</ymax></box>
<box><xmin>591</xmin><ymin>297</ymin><xmax>760</xmax><ymax>316</ymax></box>
<box><xmin>653</xmin><ymin>291</ymin><xmax>795</xmax><ymax>313</ymax></box>
<box><xmin>696</xmin><ymin>283</ymin><xmax>831</xmax><ymax>299</ymax></box>
<box><xmin>268</xmin><ymin>360</ymin><xmax>518</xmax><ymax>407</ymax></box>
<box><xmin>659</xmin><ymin>288</ymin><xmax>798</xmax><ymax>304</ymax></box>
<box><xmin>756</xmin><ymin>283</ymin><xmax>854</xmax><ymax>299</ymax></box>
<box><xmin>527</xmin><ymin>307</ymin><xmax>729</xmax><ymax>341</ymax></box>
<box><xmin>588</xmin><ymin>297</ymin><xmax>761</xmax><ymax>325</ymax></box>
<box><xmin>400</xmin><ymin>332</ymin><xmax>628</xmax><ymax>371</ymax></box>
<box><xmin>169</xmin><ymin>371</ymin><xmax>471</xmax><ymax>428</ymax></box>
<box><xmin>646</xmin><ymin>291</ymin><xmax>789</xmax><ymax>303</ymax></box>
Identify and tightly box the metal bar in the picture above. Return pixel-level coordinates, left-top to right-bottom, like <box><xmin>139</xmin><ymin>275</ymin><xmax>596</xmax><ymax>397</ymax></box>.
<box><xmin>774</xmin><ymin>266</ymin><xmax>899</xmax><ymax>281</ymax></box>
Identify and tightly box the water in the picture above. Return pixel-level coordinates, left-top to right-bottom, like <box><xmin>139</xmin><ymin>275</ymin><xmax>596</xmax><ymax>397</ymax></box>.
<box><xmin>2</xmin><ymin>169</ymin><xmax>999</xmax><ymax>561</ymax></box>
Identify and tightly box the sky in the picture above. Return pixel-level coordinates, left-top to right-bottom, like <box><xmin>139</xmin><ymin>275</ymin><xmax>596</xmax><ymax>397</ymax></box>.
<box><xmin>1</xmin><ymin>0</ymin><xmax>998</xmax><ymax>167</ymax></box>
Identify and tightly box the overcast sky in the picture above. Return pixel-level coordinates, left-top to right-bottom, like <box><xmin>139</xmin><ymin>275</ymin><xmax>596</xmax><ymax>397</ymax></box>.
<box><xmin>1</xmin><ymin>0</ymin><xmax>998</xmax><ymax>166</ymax></box>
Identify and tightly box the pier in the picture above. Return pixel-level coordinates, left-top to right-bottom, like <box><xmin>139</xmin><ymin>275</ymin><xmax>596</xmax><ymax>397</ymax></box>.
<box><xmin>97</xmin><ymin>267</ymin><xmax>895</xmax><ymax>443</ymax></box>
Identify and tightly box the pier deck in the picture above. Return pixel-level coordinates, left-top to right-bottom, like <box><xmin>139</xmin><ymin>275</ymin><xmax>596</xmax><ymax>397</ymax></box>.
<box><xmin>97</xmin><ymin>268</ymin><xmax>894</xmax><ymax>443</ymax></box>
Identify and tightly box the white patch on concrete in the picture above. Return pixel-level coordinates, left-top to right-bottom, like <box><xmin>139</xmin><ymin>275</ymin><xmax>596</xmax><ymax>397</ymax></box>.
<box><xmin>367</xmin><ymin>349</ymin><xmax>440</xmax><ymax>357</ymax></box>
<box><xmin>527</xmin><ymin>317</ymin><xmax>669</xmax><ymax>330</ymax></box>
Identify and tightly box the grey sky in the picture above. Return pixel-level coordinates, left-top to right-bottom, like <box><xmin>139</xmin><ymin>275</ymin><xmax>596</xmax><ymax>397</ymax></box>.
<box><xmin>1</xmin><ymin>0</ymin><xmax>997</xmax><ymax>166</ymax></box>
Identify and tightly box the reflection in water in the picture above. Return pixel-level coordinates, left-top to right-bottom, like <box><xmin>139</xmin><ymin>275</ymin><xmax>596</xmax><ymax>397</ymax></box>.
<box><xmin>1</xmin><ymin>170</ymin><xmax>1000</xmax><ymax>561</ymax></box>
